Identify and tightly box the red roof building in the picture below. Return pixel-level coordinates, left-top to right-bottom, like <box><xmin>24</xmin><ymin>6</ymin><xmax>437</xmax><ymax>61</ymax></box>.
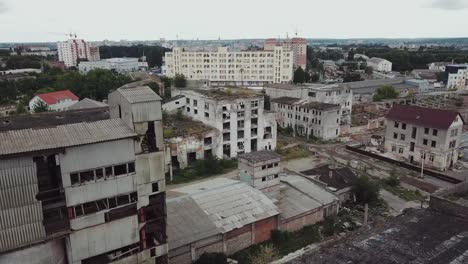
<box><xmin>386</xmin><ymin>104</ymin><xmax>464</xmax><ymax>130</ymax></box>
<box><xmin>29</xmin><ymin>90</ymin><xmax>79</xmax><ymax>112</ymax></box>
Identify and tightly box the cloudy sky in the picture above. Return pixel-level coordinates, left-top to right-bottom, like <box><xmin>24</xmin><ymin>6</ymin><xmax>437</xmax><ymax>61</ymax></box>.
<box><xmin>0</xmin><ymin>0</ymin><xmax>467</xmax><ymax>42</ymax></box>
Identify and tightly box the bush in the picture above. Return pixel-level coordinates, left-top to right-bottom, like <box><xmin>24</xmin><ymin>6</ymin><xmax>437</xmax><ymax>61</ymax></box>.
<box><xmin>384</xmin><ymin>175</ymin><xmax>400</xmax><ymax>187</ymax></box>
<box><xmin>353</xmin><ymin>175</ymin><xmax>381</xmax><ymax>204</ymax></box>
<box><xmin>271</xmin><ymin>230</ymin><xmax>289</xmax><ymax>246</ymax></box>
<box><xmin>248</xmin><ymin>245</ymin><xmax>279</xmax><ymax>264</ymax></box>
<box><xmin>173</xmin><ymin>73</ymin><xmax>187</xmax><ymax>88</ymax></box>
<box><xmin>194</xmin><ymin>253</ymin><xmax>227</xmax><ymax>264</ymax></box>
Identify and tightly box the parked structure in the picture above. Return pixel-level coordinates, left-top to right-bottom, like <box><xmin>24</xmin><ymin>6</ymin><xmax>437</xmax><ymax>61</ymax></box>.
<box><xmin>384</xmin><ymin>104</ymin><xmax>464</xmax><ymax>171</ymax></box>
<box><xmin>367</xmin><ymin>57</ymin><xmax>392</xmax><ymax>73</ymax></box>
<box><xmin>264</xmin><ymin>37</ymin><xmax>307</xmax><ymax>70</ymax></box>
<box><xmin>167</xmin><ymin>178</ymin><xmax>280</xmax><ymax>264</ymax></box>
<box><xmin>57</xmin><ymin>38</ymin><xmax>100</xmax><ymax>67</ymax></box>
<box><xmin>174</xmin><ymin>88</ymin><xmax>277</xmax><ymax>158</ymax></box>
<box><xmin>164</xmin><ymin>46</ymin><xmax>293</xmax><ymax>86</ymax></box>
<box><xmin>78</xmin><ymin>58</ymin><xmax>148</xmax><ymax>74</ymax></box>
<box><xmin>271</xmin><ymin>97</ymin><xmax>341</xmax><ymax>140</ymax></box>
<box><xmin>0</xmin><ymin>86</ymin><xmax>169</xmax><ymax>263</ymax></box>
<box><xmin>445</xmin><ymin>64</ymin><xmax>468</xmax><ymax>90</ymax></box>
<box><xmin>28</xmin><ymin>90</ymin><xmax>79</xmax><ymax>112</ymax></box>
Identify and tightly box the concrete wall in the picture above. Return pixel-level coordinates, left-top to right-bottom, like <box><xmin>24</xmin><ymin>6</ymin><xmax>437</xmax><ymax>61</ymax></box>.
<box><xmin>0</xmin><ymin>238</ymin><xmax>66</xmax><ymax>264</ymax></box>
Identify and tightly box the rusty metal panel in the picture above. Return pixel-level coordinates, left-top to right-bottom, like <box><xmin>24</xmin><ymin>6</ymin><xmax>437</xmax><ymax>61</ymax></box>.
<box><xmin>0</xmin><ymin>119</ymin><xmax>136</xmax><ymax>156</ymax></box>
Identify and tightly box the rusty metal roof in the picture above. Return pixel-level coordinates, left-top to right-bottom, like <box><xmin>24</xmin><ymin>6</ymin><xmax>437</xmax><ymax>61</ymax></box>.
<box><xmin>118</xmin><ymin>86</ymin><xmax>162</xmax><ymax>103</ymax></box>
<box><xmin>0</xmin><ymin>119</ymin><xmax>136</xmax><ymax>156</ymax></box>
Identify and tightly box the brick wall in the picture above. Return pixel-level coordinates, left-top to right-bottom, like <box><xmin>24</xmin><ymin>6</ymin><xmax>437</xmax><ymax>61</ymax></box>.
<box><xmin>255</xmin><ymin>217</ymin><xmax>277</xmax><ymax>243</ymax></box>
<box><xmin>226</xmin><ymin>231</ymin><xmax>252</xmax><ymax>256</ymax></box>
<box><xmin>196</xmin><ymin>241</ymin><xmax>224</xmax><ymax>258</ymax></box>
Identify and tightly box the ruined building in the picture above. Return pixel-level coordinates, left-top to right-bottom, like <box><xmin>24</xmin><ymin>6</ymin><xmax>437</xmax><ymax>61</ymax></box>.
<box><xmin>0</xmin><ymin>86</ymin><xmax>168</xmax><ymax>264</ymax></box>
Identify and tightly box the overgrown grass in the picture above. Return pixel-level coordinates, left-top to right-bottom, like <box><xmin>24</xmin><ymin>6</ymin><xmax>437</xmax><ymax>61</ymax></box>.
<box><xmin>276</xmin><ymin>145</ymin><xmax>310</xmax><ymax>161</ymax></box>
<box><xmin>231</xmin><ymin>213</ymin><xmax>357</xmax><ymax>264</ymax></box>
<box><xmin>167</xmin><ymin>158</ymin><xmax>238</xmax><ymax>185</ymax></box>
<box><xmin>382</xmin><ymin>184</ymin><xmax>425</xmax><ymax>201</ymax></box>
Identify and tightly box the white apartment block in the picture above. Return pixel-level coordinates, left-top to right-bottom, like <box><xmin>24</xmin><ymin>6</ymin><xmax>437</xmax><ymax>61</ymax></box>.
<box><xmin>271</xmin><ymin>97</ymin><xmax>341</xmax><ymax>140</ymax></box>
<box><xmin>79</xmin><ymin>58</ymin><xmax>148</xmax><ymax>74</ymax></box>
<box><xmin>58</xmin><ymin>39</ymin><xmax>100</xmax><ymax>68</ymax></box>
<box><xmin>384</xmin><ymin>105</ymin><xmax>464</xmax><ymax>171</ymax></box>
<box><xmin>264</xmin><ymin>83</ymin><xmax>353</xmax><ymax>129</ymax></box>
<box><xmin>164</xmin><ymin>47</ymin><xmax>294</xmax><ymax>86</ymax></box>
<box><xmin>445</xmin><ymin>65</ymin><xmax>468</xmax><ymax>90</ymax></box>
<box><xmin>173</xmin><ymin>88</ymin><xmax>277</xmax><ymax>158</ymax></box>
<box><xmin>367</xmin><ymin>57</ymin><xmax>392</xmax><ymax>73</ymax></box>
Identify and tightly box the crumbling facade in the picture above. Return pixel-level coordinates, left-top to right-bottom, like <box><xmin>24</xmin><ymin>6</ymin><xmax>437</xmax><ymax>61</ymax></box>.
<box><xmin>174</xmin><ymin>88</ymin><xmax>277</xmax><ymax>158</ymax></box>
<box><xmin>271</xmin><ymin>97</ymin><xmax>341</xmax><ymax>140</ymax></box>
<box><xmin>0</xmin><ymin>86</ymin><xmax>168</xmax><ymax>264</ymax></box>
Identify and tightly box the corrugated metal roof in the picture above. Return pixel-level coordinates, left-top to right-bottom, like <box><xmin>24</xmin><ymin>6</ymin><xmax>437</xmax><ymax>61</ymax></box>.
<box><xmin>282</xmin><ymin>175</ymin><xmax>338</xmax><ymax>205</ymax></box>
<box><xmin>167</xmin><ymin>196</ymin><xmax>221</xmax><ymax>249</ymax></box>
<box><xmin>118</xmin><ymin>86</ymin><xmax>162</xmax><ymax>103</ymax></box>
<box><xmin>173</xmin><ymin>178</ymin><xmax>280</xmax><ymax>233</ymax></box>
<box><xmin>0</xmin><ymin>119</ymin><xmax>136</xmax><ymax>156</ymax></box>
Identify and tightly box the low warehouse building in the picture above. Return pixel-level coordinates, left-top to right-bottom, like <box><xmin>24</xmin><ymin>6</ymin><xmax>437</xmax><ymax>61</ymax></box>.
<box><xmin>167</xmin><ymin>178</ymin><xmax>280</xmax><ymax>263</ymax></box>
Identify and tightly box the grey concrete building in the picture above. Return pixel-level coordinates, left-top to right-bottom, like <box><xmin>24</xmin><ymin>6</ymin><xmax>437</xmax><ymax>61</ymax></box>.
<box><xmin>264</xmin><ymin>83</ymin><xmax>352</xmax><ymax>130</ymax></box>
<box><xmin>0</xmin><ymin>86</ymin><xmax>168</xmax><ymax>264</ymax></box>
<box><xmin>271</xmin><ymin>97</ymin><xmax>341</xmax><ymax>140</ymax></box>
<box><xmin>173</xmin><ymin>88</ymin><xmax>277</xmax><ymax>159</ymax></box>
<box><xmin>384</xmin><ymin>104</ymin><xmax>465</xmax><ymax>171</ymax></box>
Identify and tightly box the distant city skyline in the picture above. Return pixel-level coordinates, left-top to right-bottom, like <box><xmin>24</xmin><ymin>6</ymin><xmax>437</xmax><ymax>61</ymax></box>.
<box><xmin>1</xmin><ymin>0</ymin><xmax>468</xmax><ymax>42</ymax></box>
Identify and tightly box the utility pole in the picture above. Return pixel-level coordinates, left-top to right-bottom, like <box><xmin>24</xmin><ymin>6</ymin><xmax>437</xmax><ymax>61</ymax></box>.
<box><xmin>420</xmin><ymin>150</ymin><xmax>425</xmax><ymax>178</ymax></box>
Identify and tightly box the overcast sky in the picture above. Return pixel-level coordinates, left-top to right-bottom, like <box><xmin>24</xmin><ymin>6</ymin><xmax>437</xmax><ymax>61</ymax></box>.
<box><xmin>0</xmin><ymin>0</ymin><xmax>468</xmax><ymax>42</ymax></box>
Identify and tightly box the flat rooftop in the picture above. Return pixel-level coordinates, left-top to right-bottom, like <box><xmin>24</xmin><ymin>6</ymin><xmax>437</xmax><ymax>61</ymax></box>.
<box><xmin>287</xmin><ymin>209</ymin><xmax>468</xmax><ymax>264</ymax></box>
<box><xmin>163</xmin><ymin>114</ymin><xmax>214</xmax><ymax>138</ymax></box>
<box><xmin>184</xmin><ymin>88</ymin><xmax>262</xmax><ymax>100</ymax></box>
<box><xmin>238</xmin><ymin>150</ymin><xmax>281</xmax><ymax>163</ymax></box>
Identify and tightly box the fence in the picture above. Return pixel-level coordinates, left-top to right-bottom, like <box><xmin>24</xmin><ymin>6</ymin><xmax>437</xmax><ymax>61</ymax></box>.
<box><xmin>345</xmin><ymin>145</ymin><xmax>462</xmax><ymax>184</ymax></box>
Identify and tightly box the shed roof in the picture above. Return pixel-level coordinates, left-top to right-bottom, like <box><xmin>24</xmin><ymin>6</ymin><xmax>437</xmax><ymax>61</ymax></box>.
<box><xmin>36</xmin><ymin>90</ymin><xmax>79</xmax><ymax>105</ymax></box>
<box><xmin>0</xmin><ymin>119</ymin><xmax>136</xmax><ymax>156</ymax></box>
<box><xmin>238</xmin><ymin>150</ymin><xmax>281</xmax><ymax>163</ymax></box>
<box><xmin>173</xmin><ymin>178</ymin><xmax>280</xmax><ymax>233</ymax></box>
<box><xmin>117</xmin><ymin>86</ymin><xmax>162</xmax><ymax>103</ymax></box>
<box><xmin>386</xmin><ymin>104</ymin><xmax>463</xmax><ymax>130</ymax></box>
<box><xmin>301</xmin><ymin>165</ymin><xmax>358</xmax><ymax>190</ymax></box>
<box><xmin>68</xmin><ymin>98</ymin><xmax>107</xmax><ymax>110</ymax></box>
<box><xmin>167</xmin><ymin>196</ymin><xmax>221</xmax><ymax>249</ymax></box>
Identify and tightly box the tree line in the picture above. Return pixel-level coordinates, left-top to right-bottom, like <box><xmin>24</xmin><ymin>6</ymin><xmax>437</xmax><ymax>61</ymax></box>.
<box><xmin>0</xmin><ymin>67</ymin><xmax>133</xmax><ymax>112</ymax></box>
<box><xmin>99</xmin><ymin>45</ymin><xmax>170</xmax><ymax>68</ymax></box>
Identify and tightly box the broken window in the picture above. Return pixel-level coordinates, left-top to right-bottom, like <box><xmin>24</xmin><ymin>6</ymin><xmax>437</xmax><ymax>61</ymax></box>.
<box><xmin>95</xmin><ymin>168</ymin><xmax>104</xmax><ymax>180</ymax></box>
<box><xmin>114</xmin><ymin>164</ymin><xmax>127</xmax><ymax>176</ymax></box>
<box><xmin>204</xmin><ymin>137</ymin><xmax>212</xmax><ymax>145</ymax></box>
<box><xmin>152</xmin><ymin>183</ymin><xmax>159</xmax><ymax>193</ymax></box>
<box><xmin>80</xmin><ymin>170</ymin><xmax>94</xmax><ymax>183</ymax></box>
<box><xmin>141</xmin><ymin>121</ymin><xmax>157</xmax><ymax>153</ymax></box>
<box><xmin>71</xmin><ymin>173</ymin><xmax>79</xmax><ymax>185</ymax></box>
<box><xmin>128</xmin><ymin>162</ymin><xmax>135</xmax><ymax>173</ymax></box>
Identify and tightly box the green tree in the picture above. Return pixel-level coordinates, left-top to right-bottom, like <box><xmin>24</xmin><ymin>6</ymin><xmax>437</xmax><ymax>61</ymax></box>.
<box><xmin>32</xmin><ymin>100</ymin><xmax>50</xmax><ymax>113</ymax></box>
<box><xmin>353</xmin><ymin>175</ymin><xmax>380</xmax><ymax>204</ymax></box>
<box><xmin>293</xmin><ymin>67</ymin><xmax>306</xmax><ymax>84</ymax></box>
<box><xmin>373</xmin><ymin>84</ymin><xmax>399</xmax><ymax>101</ymax></box>
<box><xmin>147</xmin><ymin>82</ymin><xmax>160</xmax><ymax>95</ymax></box>
<box><xmin>311</xmin><ymin>73</ymin><xmax>320</xmax><ymax>82</ymax></box>
<box><xmin>365</xmin><ymin>66</ymin><xmax>374</xmax><ymax>75</ymax></box>
<box><xmin>15</xmin><ymin>103</ymin><xmax>28</xmax><ymax>115</ymax></box>
<box><xmin>173</xmin><ymin>74</ymin><xmax>187</xmax><ymax>88</ymax></box>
